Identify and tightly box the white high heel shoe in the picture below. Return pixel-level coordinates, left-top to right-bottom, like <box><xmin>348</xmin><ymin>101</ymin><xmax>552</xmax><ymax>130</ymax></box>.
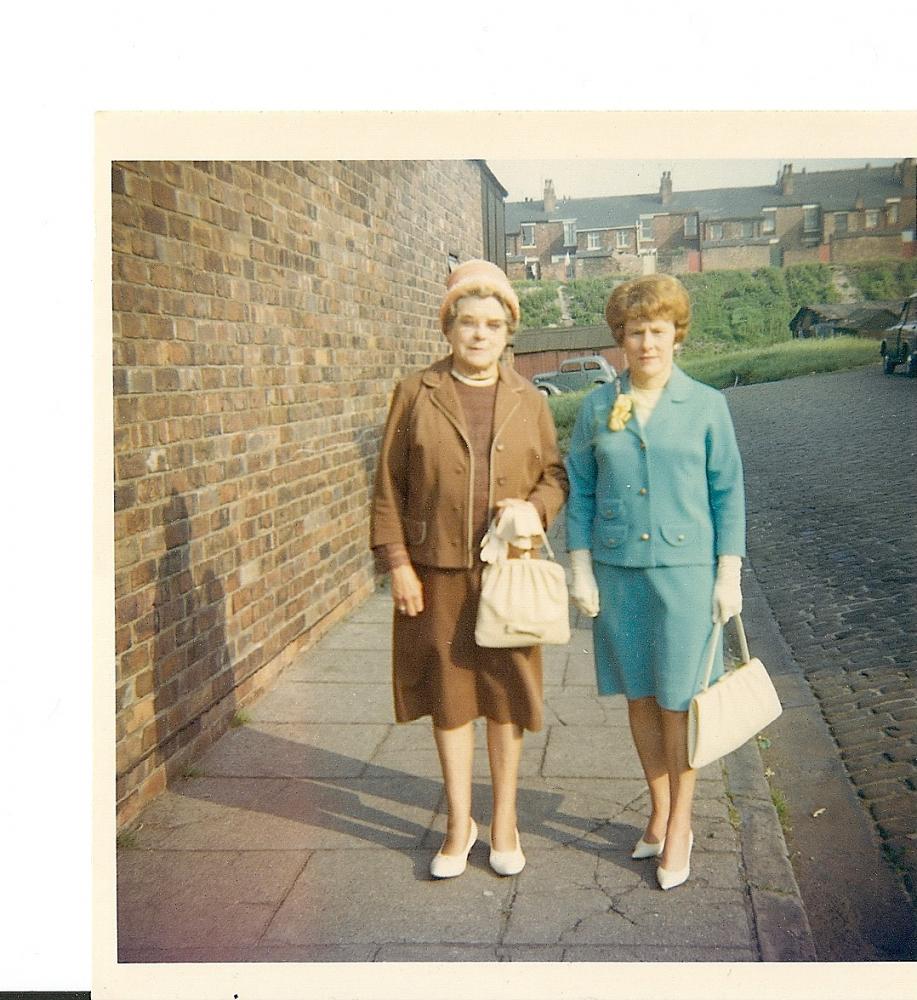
<box><xmin>656</xmin><ymin>830</ymin><xmax>694</xmax><ymax>891</ymax></box>
<box><xmin>430</xmin><ymin>819</ymin><xmax>478</xmax><ymax>879</ymax></box>
<box><xmin>631</xmin><ymin>835</ymin><xmax>665</xmax><ymax>860</ymax></box>
<box><xmin>489</xmin><ymin>827</ymin><xmax>526</xmax><ymax>876</ymax></box>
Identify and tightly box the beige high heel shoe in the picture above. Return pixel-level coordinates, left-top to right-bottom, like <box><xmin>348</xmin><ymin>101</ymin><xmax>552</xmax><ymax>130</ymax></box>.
<box><xmin>430</xmin><ymin>819</ymin><xmax>478</xmax><ymax>879</ymax></box>
<box><xmin>656</xmin><ymin>831</ymin><xmax>694</xmax><ymax>891</ymax></box>
<box><xmin>631</xmin><ymin>835</ymin><xmax>665</xmax><ymax>860</ymax></box>
<box><xmin>489</xmin><ymin>827</ymin><xmax>526</xmax><ymax>876</ymax></box>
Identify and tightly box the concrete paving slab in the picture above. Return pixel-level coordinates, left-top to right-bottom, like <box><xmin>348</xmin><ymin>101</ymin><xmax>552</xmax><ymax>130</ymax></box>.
<box><xmin>500</xmin><ymin>848</ymin><xmax>639</xmax><ymax>946</ymax></box>
<box><xmin>116</xmin><ymin>943</ymin><xmax>379</xmax><ymax>963</ymax></box>
<box><xmin>561</xmin><ymin>944</ymin><xmax>758</xmax><ymax>961</ymax></box>
<box><xmin>117</xmin><ymin>850</ymin><xmax>308</xmax><ymax>955</ymax></box>
<box><xmin>283</xmin><ymin>647</ymin><xmax>393</xmax><ymax>684</ymax></box>
<box><xmin>558</xmin><ymin>885</ymin><xmax>754</xmax><ymax>949</ymax></box>
<box><xmin>319</xmin><ymin>622</ymin><xmax>400</xmax><ymax>650</ymax></box>
<box><xmin>251</xmin><ymin>681</ymin><xmax>395</xmax><ymax>724</ymax></box>
<box><xmin>136</xmin><ymin>775</ymin><xmax>440</xmax><ymax>852</ymax></box>
<box><xmin>128</xmin><ymin>776</ymin><xmax>291</xmax><ymax>849</ymax></box>
<box><xmin>344</xmin><ymin>594</ymin><xmax>394</xmax><ymax>624</ymax></box>
<box><xmin>564</xmin><ymin>650</ymin><xmax>601</xmax><ymax>686</ymax></box>
<box><xmin>542</xmin><ymin>725</ymin><xmax>644</xmax><ymax>779</ymax></box>
<box><xmin>262</xmin><ymin>848</ymin><xmax>515</xmax><ymax>946</ymax></box>
<box><xmin>371</xmin><ymin>717</ymin><xmax>549</xmax><ymax>752</ymax></box>
<box><xmin>367</xmin><ymin>746</ymin><xmax>547</xmax><ymax>780</ymax></box>
<box><xmin>196</xmin><ymin>721</ymin><xmax>390</xmax><ymax>777</ymax></box>
<box><xmin>543</xmin><ymin>689</ymin><xmax>631</xmax><ymax>726</ymax></box>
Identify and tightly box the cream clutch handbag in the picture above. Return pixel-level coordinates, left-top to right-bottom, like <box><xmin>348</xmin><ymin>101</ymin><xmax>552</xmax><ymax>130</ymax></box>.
<box><xmin>475</xmin><ymin>520</ymin><xmax>570</xmax><ymax>649</ymax></box>
<box><xmin>687</xmin><ymin>614</ymin><xmax>782</xmax><ymax>770</ymax></box>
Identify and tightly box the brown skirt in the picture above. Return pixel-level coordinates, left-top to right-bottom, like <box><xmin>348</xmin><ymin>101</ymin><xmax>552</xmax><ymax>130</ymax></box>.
<box><xmin>392</xmin><ymin>562</ymin><xmax>544</xmax><ymax>731</ymax></box>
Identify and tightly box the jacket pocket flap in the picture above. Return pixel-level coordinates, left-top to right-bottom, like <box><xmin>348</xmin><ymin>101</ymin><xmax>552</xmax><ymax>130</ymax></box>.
<box><xmin>598</xmin><ymin>499</ymin><xmax>625</xmax><ymax>519</ymax></box>
<box><xmin>403</xmin><ymin>517</ymin><xmax>427</xmax><ymax>546</ymax></box>
<box><xmin>660</xmin><ymin>524</ymin><xmax>694</xmax><ymax>546</ymax></box>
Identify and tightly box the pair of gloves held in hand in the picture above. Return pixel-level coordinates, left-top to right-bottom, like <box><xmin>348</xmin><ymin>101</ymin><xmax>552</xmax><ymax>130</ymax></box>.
<box><xmin>570</xmin><ymin>549</ymin><xmax>743</xmax><ymax>625</ymax></box>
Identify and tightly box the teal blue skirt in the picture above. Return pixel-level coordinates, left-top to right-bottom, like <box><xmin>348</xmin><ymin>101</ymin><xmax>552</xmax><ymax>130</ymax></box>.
<box><xmin>592</xmin><ymin>563</ymin><xmax>723</xmax><ymax>712</ymax></box>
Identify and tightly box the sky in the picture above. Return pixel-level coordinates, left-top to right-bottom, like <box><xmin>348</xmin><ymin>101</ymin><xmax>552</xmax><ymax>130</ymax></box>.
<box><xmin>487</xmin><ymin>158</ymin><xmax>902</xmax><ymax>203</ymax></box>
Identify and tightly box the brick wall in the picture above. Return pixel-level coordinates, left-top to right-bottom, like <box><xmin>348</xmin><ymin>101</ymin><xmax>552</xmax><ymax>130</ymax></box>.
<box><xmin>112</xmin><ymin>159</ymin><xmax>488</xmax><ymax>827</ymax></box>
<box><xmin>782</xmin><ymin>246</ymin><xmax>825</xmax><ymax>267</ymax></box>
<box><xmin>830</xmin><ymin>232</ymin><xmax>910</xmax><ymax>263</ymax></box>
<box><xmin>701</xmin><ymin>244</ymin><xmax>772</xmax><ymax>272</ymax></box>
<box><xmin>577</xmin><ymin>254</ymin><xmax>644</xmax><ymax>278</ymax></box>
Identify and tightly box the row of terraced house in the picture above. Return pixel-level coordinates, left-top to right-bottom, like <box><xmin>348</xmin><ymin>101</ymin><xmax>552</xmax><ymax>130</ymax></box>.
<box><xmin>505</xmin><ymin>159</ymin><xmax>917</xmax><ymax>282</ymax></box>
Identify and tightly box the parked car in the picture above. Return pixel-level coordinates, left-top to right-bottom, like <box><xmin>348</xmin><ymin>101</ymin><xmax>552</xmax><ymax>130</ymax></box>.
<box><xmin>531</xmin><ymin>355</ymin><xmax>617</xmax><ymax>395</ymax></box>
<box><xmin>880</xmin><ymin>292</ymin><xmax>917</xmax><ymax>376</ymax></box>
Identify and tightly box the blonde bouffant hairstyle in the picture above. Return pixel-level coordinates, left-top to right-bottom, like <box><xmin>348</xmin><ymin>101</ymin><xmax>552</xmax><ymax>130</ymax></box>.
<box><xmin>604</xmin><ymin>274</ymin><xmax>691</xmax><ymax>345</ymax></box>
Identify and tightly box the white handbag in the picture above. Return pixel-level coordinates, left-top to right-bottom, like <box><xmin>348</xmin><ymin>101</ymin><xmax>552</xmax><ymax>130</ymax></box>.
<box><xmin>687</xmin><ymin>614</ymin><xmax>782</xmax><ymax>770</ymax></box>
<box><xmin>474</xmin><ymin>521</ymin><xmax>571</xmax><ymax>649</ymax></box>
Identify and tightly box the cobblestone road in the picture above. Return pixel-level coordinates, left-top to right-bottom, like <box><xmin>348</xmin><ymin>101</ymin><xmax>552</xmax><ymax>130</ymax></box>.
<box><xmin>728</xmin><ymin>365</ymin><xmax>917</xmax><ymax>903</ymax></box>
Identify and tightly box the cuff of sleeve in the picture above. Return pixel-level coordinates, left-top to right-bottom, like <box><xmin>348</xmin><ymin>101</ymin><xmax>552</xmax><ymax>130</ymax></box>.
<box><xmin>373</xmin><ymin>543</ymin><xmax>410</xmax><ymax>574</ymax></box>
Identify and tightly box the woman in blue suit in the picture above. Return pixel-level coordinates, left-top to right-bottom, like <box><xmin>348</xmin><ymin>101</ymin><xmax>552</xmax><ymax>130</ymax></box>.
<box><xmin>566</xmin><ymin>274</ymin><xmax>745</xmax><ymax>890</ymax></box>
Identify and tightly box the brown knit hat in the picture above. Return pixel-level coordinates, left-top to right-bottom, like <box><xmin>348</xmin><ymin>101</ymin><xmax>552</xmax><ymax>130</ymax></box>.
<box><xmin>439</xmin><ymin>259</ymin><xmax>520</xmax><ymax>334</ymax></box>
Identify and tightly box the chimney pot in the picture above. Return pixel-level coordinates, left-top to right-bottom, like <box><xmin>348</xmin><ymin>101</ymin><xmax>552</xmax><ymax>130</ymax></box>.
<box><xmin>543</xmin><ymin>179</ymin><xmax>557</xmax><ymax>214</ymax></box>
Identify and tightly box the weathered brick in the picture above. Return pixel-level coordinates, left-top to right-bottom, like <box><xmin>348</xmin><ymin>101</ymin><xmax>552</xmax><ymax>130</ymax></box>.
<box><xmin>113</xmin><ymin>158</ymin><xmax>489</xmax><ymax>826</ymax></box>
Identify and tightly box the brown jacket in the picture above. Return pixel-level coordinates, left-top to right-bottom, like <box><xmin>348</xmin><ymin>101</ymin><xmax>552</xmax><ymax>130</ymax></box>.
<box><xmin>370</xmin><ymin>357</ymin><xmax>569</xmax><ymax>569</ymax></box>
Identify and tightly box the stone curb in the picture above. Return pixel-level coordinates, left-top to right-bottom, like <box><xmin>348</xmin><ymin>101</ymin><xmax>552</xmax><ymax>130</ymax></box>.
<box><xmin>721</xmin><ymin>563</ymin><xmax>818</xmax><ymax>962</ymax></box>
<box><xmin>723</xmin><ymin>739</ymin><xmax>817</xmax><ymax>961</ymax></box>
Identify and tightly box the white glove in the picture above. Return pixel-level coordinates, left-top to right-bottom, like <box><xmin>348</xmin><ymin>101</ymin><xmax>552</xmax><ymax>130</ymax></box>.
<box><xmin>493</xmin><ymin>499</ymin><xmax>544</xmax><ymax>549</ymax></box>
<box><xmin>569</xmin><ymin>549</ymin><xmax>600</xmax><ymax>618</ymax></box>
<box><xmin>712</xmin><ymin>555</ymin><xmax>743</xmax><ymax>624</ymax></box>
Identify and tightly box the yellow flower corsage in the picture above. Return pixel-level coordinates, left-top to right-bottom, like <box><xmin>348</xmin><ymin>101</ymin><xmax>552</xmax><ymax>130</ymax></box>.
<box><xmin>608</xmin><ymin>393</ymin><xmax>633</xmax><ymax>431</ymax></box>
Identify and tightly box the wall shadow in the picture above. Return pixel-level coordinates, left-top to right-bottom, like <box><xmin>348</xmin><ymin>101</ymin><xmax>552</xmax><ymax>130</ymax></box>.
<box><xmin>149</xmin><ymin>490</ymin><xmax>234</xmax><ymax>791</ymax></box>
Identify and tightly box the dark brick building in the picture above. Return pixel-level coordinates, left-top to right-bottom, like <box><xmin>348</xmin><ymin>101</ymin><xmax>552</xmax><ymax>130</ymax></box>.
<box><xmin>505</xmin><ymin>159</ymin><xmax>917</xmax><ymax>280</ymax></box>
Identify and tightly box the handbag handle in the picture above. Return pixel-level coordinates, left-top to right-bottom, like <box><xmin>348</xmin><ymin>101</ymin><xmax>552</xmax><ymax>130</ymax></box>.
<box><xmin>698</xmin><ymin>614</ymin><xmax>752</xmax><ymax>691</ymax></box>
<box><xmin>481</xmin><ymin>516</ymin><xmax>556</xmax><ymax>562</ymax></box>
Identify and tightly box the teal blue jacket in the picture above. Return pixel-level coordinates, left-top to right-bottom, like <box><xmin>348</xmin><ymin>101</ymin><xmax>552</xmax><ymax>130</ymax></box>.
<box><xmin>565</xmin><ymin>366</ymin><xmax>746</xmax><ymax>566</ymax></box>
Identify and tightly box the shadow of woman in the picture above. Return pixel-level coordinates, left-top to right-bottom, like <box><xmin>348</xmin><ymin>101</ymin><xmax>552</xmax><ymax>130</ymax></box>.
<box><xmin>148</xmin><ymin>490</ymin><xmax>234</xmax><ymax>792</ymax></box>
<box><xmin>171</xmin><ymin>725</ymin><xmax>645</xmax><ymax>881</ymax></box>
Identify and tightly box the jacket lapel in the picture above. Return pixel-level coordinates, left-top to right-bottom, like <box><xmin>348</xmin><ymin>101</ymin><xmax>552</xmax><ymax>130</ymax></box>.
<box><xmin>492</xmin><ymin>363</ymin><xmax>523</xmax><ymax>439</ymax></box>
<box><xmin>425</xmin><ymin>358</ymin><xmax>469</xmax><ymax>441</ymax></box>
<box><xmin>624</xmin><ymin>364</ymin><xmax>690</xmax><ymax>439</ymax></box>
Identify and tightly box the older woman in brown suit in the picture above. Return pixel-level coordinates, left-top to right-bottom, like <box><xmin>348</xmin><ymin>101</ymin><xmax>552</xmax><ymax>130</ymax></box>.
<box><xmin>370</xmin><ymin>260</ymin><xmax>568</xmax><ymax>878</ymax></box>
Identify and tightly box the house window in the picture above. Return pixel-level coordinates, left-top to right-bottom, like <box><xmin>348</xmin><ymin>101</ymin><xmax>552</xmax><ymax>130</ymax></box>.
<box><xmin>803</xmin><ymin>206</ymin><xmax>820</xmax><ymax>232</ymax></box>
<box><xmin>762</xmin><ymin>210</ymin><xmax>776</xmax><ymax>234</ymax></box>
<box><xmin>708</xmin><ymin>223</ymin><xmax>724</xmax><ymax>241</ymax></box>
<box><xmin>563</xmin><ymin>221</ymin><xmax>576</xmax><ymax>246</ymax></box>
<box><xmin>834</xmin><ymin>213</ymin><xmax>848</xmax><ymax>234</ymax></box>
<box><xmin>640</xmin><ymin>217</ymin><xmax>654</xmax><ymax>240</ymax></box>
<box><xmin>521</xmin><ymin>224</ymin><xmax>535</xmax><ymax>247</ymax></box>
<box><xmin>587</xmin><ymin>232</ymin><xmax>601</xmax><ymax>250</ymax></box>
<box><xmin>887</xmin><ymin>201</ymin><xmax>900</xmax><ymax>224</ymax></box>
<box><xmin>683</xmin><ymin>215</ymin><xmax>698</xmax><ymax>238</ymax></box>
<box><xmin>740</xmin><ymin>221</ymin><xmax>755</xmax><ymax>239</ymax></box>
<box><xmin>866</xmin><ymin>210</ymin><xmax>879</xmax><ymax>229</ymax></box>
<box><xmin>615</xmin><ymin>230</ymin><xmax>631</xmax><ymax>249</ymax></box>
